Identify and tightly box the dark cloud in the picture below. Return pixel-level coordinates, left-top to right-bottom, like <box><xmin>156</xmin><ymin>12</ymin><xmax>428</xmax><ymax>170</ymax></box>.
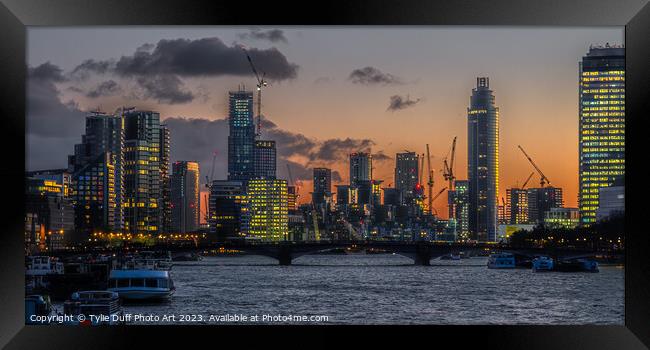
<box><xmin>309</xmin><ymin>138</ymin><xmax>375</xmax><ymax>162</ymax></box>
<box><xmin>70</xmin><ymin>59</ymin><xmax>113</xmax><ymax>80</ymax></box>
<box><xmin>237</xmin><ymin>29</ymin><xmax>288</xmax><ymax>43</ymax></box>
<box><xmin>387</xmin><ymin>95</ymin><xmax>422</xmax><ymax>111</ymax></box>
<box><xmin>136</xmin><ymin>75</ymin><xmax>194</xmax><ymax>104</ymax></box>
<box><xmin>86</xmin><ymin>80</ymin><xmax>122</xmax><ymax>98</ymax></box>
<box><xmin>27</xmin><ymin>63</ymin><xmax>87</xmax><ymax>171</ymax></box>
<box><xmin>28</xmin><ymin>62</ymin><xmax>67</xmax><ymax>82</ymax></box>
<box><xmin>372</xmin><ymin>151</ymin><xmax>392</xmax><ymax>161</ymax></box>
<box><xmin>348</xmin><ymin>66</ymin><xmax>403</xmax><ymax>86</ymax></box>
<box><xmin>113</xmin><ymin>37</ymin><xmax>298</xmax><ymax>81</ymax></box>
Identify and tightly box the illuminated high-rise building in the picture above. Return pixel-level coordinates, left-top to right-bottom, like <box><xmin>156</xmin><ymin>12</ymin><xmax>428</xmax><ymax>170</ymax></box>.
<box><xmin>227</xmin><ymin>89</ymin><xmax>256</xmax><ymax>182</ymax></box>
<box><xmin>578</xmin><ymin>44</ymin><xmax>625</xmax><ymax>225</ymax></box>
<box><xmin>122</xmin><ymin>110</ymin><xmax>162</xmax><ymax>234</ymax></box>
<box><xmin>209</xmin><ymin>180</ymin><xmax>248</xmax><ymax>242</ymax></box>
<box><xmin>247</xmin><ymin>179</ymin><xmax>288</xmax><ymax>241</ymax></box>
<box><xmin>467</xmin><ymin>77</ymin><xmax>499</xmax><ymax>241</ymax></box>
<box><xmin>448</xmin><ymin>180</ymin><xmax>469</xmax><ymax>239</ymax></box>
<box><xmin>312</xmin><ymin>167</ymin><xmax>332</xmax><ymax>205</ymax></box>
<box><xmin>506</xmin><ymin>188</ymin><xmax>529</xmax><ymax>224</ymax></box>
<box><xmin>395</xmin><ymin>152</ymin><xmax>419</xmax><ymax>203</ymax></box>
<box><xmin>68</xmin><ymin>112</ymin><xmax>123</xmax><ymax>240</ymax></box>
<box><xmin>527</xmin><ymin>187</ymin><xmax>563</xmax><ymax>225</ymax></box>
<box><xmin>160</xmin><ymin>125</ymin><xmax>172</xmax><ymax>233</ymax></box>
<box><xmin>171</xmin><ymin>161</ymin><xmax>200</xmax><ymax>233</ymax></box>
<box><xmin>349</xmin><ymin>152</ymin><xmax>372</xmax><ymax>186</ymax></box>
<box><xmin>253</xmin><ymin>140</ymin><xmax>276</xmax><ymax>179</ymax></box>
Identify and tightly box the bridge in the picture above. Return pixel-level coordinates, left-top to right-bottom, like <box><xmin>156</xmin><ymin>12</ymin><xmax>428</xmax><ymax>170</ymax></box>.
<box><xmin>92</xmin><ymin>240</ymin><xmax>612</xmax><ymax>266</ymax></box>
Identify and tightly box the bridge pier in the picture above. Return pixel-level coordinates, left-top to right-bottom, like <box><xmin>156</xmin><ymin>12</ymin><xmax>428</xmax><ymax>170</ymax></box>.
<box><xmin>414</xmin><ymin>243</ymin><xmax>432</xmax><ymax>266</ymax></box>
<box><xmin>277</xmin><ymin>244</ymin><xmax>293</xmax><ymax>266</ymax></box>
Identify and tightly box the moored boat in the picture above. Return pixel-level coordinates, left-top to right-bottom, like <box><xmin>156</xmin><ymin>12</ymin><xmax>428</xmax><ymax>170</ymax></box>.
<box><xmin>555</xmin><ymin>258</ymin><xmax>599</xmax><ymax>272</ymax></box>
<box><xmin>487</xmin><ymin>252</ymin><xmax>516</xmax><ymax>269</ymax></box>
<box><xmin>532</xmin><ymin>256</ymin><xmax>554</xmax><ymax>272</ymax></box>
<box><xmin>63</xmin><ymin>290</ymin><xmax>124</xmax><ymax>325</ymax></box>
<box><xmin>108</xmin><ymin>269</ymin><xmax>175</xmax><ymax>300</ymax></box>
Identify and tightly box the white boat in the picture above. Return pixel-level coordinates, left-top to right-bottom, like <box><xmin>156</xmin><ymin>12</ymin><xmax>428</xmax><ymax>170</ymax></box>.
<box><xmin>25</xmin><ymin>256</ymin><xmax>64</xmax><ymax>289</ymax></box>
<box><xmin>487</xmin><ymin>253</ymin><xmax>516</xmax><ymax>269</ymax></box>
<box><xmin>532</xmin><ymin>256</ymin><xmax>554</xmax><ymax>272</ymax></box>
<box><xmin>108</xmin><ymin>269</ymin><xmax>175</xmax><ymax>300</ymax></box>
<box><xmin>63</xmin><ymin>291</ymin><xmax>124</xmax><ymax>325</ymax></box>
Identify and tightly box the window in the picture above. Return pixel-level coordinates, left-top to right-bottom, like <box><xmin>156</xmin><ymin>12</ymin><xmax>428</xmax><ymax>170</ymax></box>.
<box><xmin>131</xmin><ymin>278</ymin><xmax>144</xmax><ymax>287</ymax></box>
<box><xmin>117</xmin><ymin>278</ymin><xmax>129</xmax><ymax>287</ymax></box>
<box><xmin>145</xmin><ymin>279</ymin><xmax>158</xmax><ymax>288</ymax></box>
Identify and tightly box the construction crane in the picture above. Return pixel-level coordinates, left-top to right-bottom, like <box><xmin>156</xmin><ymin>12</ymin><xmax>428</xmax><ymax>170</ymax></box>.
<box><xmin>443</xmin><ymin>136</ymin><xmax>457</xmax><ymax>191</ymax></box>
<box><xmin>521</xmin><ymin>171</ymin><xmax>535</xmax><ymax>189</ymax></box>
<box><xmin>518</xmin><ymin>145</ymin><xmax>551</xmax><ymax>187</ymax></box>
<box><xmin>429</xmin><ymin>186</ymin><xmax>448</xmax><ymax>216</ymax></box>
<box><xmin>241</xmin><ymin>47</ymin><xmax>268</xmax><ymax>138</ymax></box>
<box><xmin>426</xmin><ymin>144</ymin><xmax>434</xmax><ymax>215</ymax></box>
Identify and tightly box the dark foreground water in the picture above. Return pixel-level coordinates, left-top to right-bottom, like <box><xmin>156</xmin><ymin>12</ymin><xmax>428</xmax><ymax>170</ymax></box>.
<box><xmin>118</xmin><ymin>254</ymin><xmax>624</xmax><ymax>325</ymax></box>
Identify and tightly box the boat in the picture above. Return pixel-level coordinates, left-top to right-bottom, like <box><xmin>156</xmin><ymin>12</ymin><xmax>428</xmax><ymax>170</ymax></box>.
<box><xmin>532</xmin><ymin>256</ymin><xmax>554</xmax><ymax>272</ymax></box>
<box><xmin>108</xmin><ymin>269</ymin><xmax>175</xmax><ymax>300</ymax></box>
<box><xmin>25</xmin><ymin>295</ymin><xmax>54</xmax><ymax>324</ymax></box>
<box><xmin>63</xmin><ymin>291</ymin><xmax>124</xmax><ymax>325</ymax></box>
<box><xmin>555</xmin><ymin>259</ymin><xmax>599</xmax><ymax>272</ymax></box>
<box><xmin>171</xmin><ymin>252</ymin><xmax>203</xmax><ymax>261</ymax></box>
<box><xmin>440</xmin><ymin>253</ymin><xmax>461</xmax><ymax>260</ymax></box>
<box><xmin>487</xmin><ymin>252</ymin><xmax>516</xmax><ymax>269</ymax></box>
<box><xmin>25</xmin><ymin>256</ymin><xmax>64</xmax><ymax>291</ymax></box>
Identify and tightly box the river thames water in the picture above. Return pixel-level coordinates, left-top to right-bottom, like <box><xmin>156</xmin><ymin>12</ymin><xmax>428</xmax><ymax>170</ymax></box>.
<box><xmin>118</xmin><ymin>254</ymin><xmax>624</xmax><ymax>325</ymax></box>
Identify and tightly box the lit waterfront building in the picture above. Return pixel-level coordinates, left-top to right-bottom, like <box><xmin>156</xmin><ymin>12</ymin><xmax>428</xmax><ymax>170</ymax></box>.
<box><xmin>506</xmin><ymin>188</ymin><xmax>529</xmax><ymax>224</ymax></box>
<box><xmin>26</xmin><ymin>169</ymin><xmax>72</xmax><ymax>198</ymax></box>
<box><xmin>312</xmin><ymin>167</ymin><xmax>332</xmax><ymax>205</ymax></box>
<box><xmin>395</xmin><ymin>152</ymin><xmax>419</xmax><ymax>203</ymax></box>
<box><xmin>171</xmin><ymin>161</ymin><xmax>200</xmax><ymax>233</ymax></box>
<box><xmin>254</xmin><ymin>140</ymin><xmax>276</xmax><ymax>179</ymax></box>
<box><xmin>68</xmin><ymin>111</ymin><xmax>124</xmax><ymax>240</ymax></box>
<box><xmin>287</xmin><ymin>185</ymin><xmax>298</xmax><ymax>211</ymax></box>
<box><xmin>122</xmin><ymin>109</ymin><xmax>164</xmax><ymax>234</ymax></box>
<box><xmin>527</xmin><ymin>187</ymin><xmax>563</xmax><ymax>225</ymax></box>
<box><xmin>349</xmin><ymin>152</ymin><xmax>372</xmax><ymax>186</ymax></box>
<box><xmin>227</xmin><ymin>88</ymin><xmax>256</xmax><ymax>182</ymax></box>
<box><xmin>25</xmin><ymin>177</ymin><xmax>74</xmax><ymax>250</ymax></box>
<box><xmin>448</xmin><ymin>180</ymin><xmax>469</xmax><ymax>239</ymax></box>
<box><xmin>544</xmin><ymin>208</ymin><xmax>579</xmax><ymax>229</ymax></box>
<box><xmin>160</xmin><ymin>125</ymin><xmax>172</xmax><ymax>233</ymax></box>
<box><xmin>247</xmin><ymin>179</ymin><xmax>288</xmax><ymax>241</ymax></box>
<box><xmin>209</xmin><ymin>180</ymin><xmax>248</xmax><ymax>242</ymax></box>
<box><xmin>578</xmin><ymin>44</ymin><xmax>625</xmax><ymax>225</ymax></box>
<box><xmin>467</xmin><ymin>77</ymin><xmax>499</xmax><ymax>241</ymax></box>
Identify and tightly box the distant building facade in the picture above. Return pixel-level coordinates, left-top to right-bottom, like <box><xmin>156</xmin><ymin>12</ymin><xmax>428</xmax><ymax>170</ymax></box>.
<box><xmin>171</xmin><ymin>161</ymin><xmax>200</xmax><ymax>233</ymax></box>
<box><xmin>349</xmin><ymin>152</ymin><xmax>372</xmax><ymax>186</ymax></box>
<box><xmin>312</xmin><ymin>167</ymin><xmax>332</xmax><ymax>205</ymax></box>
<box><xmin>227</xmin><ymin>89</ymin><xmax>256</xmax><ymax>182</ymax></box>
<box><xmin>254</xmin><ymin>140</ymin><xmax>276</xmax><ymax>179</ymax></box>
<box><xmin>544</xmin><ymin>208</ymin><xmax>579</xmax><ymax>229</ymax></box>
<box><xmin>209</xmin><ymin>180</ymin><xmax>248</xmax><ymax>242</ymax></box>
<box><xmin>247</xmin><ymin>179</ymin><xmax>288</xmax><ymax>241</ymax></box>
<box><xmin>395</xmin><ymin>152</ymin><xmax>419</xmax><ymax>203</ymax></box>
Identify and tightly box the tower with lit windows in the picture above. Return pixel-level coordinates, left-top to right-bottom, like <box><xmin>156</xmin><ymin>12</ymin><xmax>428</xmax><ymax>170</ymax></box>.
<box><xmin>171</xmin><ymin>161</ymin><xmax>200</xmax><ymax>233</ymax></box>
<box><xmin>578</xmin><ymin>44</ymin><xmax>625</xmax><ymax>226</ymax></box>
<box><xmin>228</xmin><ymin>88</ymin><xmax>256</xmax><ymax>182</ymax></box>
<box><xmin>247</xmin><ymin>179</ymin><xmax>289</xmax><ymax>241</ymax></box>
<box><xmin>467</xmin><ymin>77</ymin><xmax>499</xmax><ymax>241</ymax></box>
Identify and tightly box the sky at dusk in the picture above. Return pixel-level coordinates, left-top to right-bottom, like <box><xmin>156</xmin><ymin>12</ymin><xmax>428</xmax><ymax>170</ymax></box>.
<box><xmin>26</xmin><ymin>26</ymin><xmax>623</xmax><ymax>220</ymax></box>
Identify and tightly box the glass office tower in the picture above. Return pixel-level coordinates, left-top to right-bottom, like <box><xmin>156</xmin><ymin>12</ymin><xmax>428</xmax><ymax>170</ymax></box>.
<box><xmin>467</xmin><ymin>77</ymin><xmax>499</xmax><ymax>241</ymax></box>
<box><xmin>227</xmin><ymin>88</ymin><xmax>256</xmax><ymax>182</ymax></box>
<box><xmin>578</xmin><ymin>44</ymin><xmax>625</xmax><ymax>225</ymax></box>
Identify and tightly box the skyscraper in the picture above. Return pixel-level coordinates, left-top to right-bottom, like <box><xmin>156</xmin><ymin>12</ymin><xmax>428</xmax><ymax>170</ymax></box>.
<box><xmin>395</xmin><ymin>152</ymin><xmax>419</xmax><ymax>203</ymax></box>
<box><xmin>68</xmin><ymin>112</ymin><xmax>123</xmax><ymax>240</ymax></box>
<box><xmin>122</xmin><ymin>109</ymin><xmax>162</xmax><ymax>234</ymax></box>
<box><xmin>209</xmin><ymin>180</ymin><xmax>248</xmax><ymax>242</ymax></box>
<box><xmin>578</xmin><ymin>44</ymin><xmax>625</xmax><ymax>225</ymax></box>
<box><xmin>171</xmin><ymin>161</ymin><xmax>200</xmax><ymax>233</ymax></box>
<box><xmin>467</xmin><ymin>77</ymin><xmax>499</xmax><ymax>241</ymax></box>
<box><xmin>247</xmin><ymin>179</ymin><xmax>288</xmax><ymax>241</ymax></box>
<box><xmin>227</xmin><ymin>89</ymin><xmax>256</xmax><ymax>182</ymax></box>
<box><xmin>312</xmin><ymin>167</ymin><xmax>332</xmax><ymax>205</ymax></box>
<box><xmin>253</xmin><ymin>140</ymin><xmax>276</xmax><ymax>179</ymax></box>
<box><xmin>159</xmin><ymin>125</ymin><xmax>172</xmax><ymax>233</ymax></box>
<box><xmin>349</xmin><ymin>152</ymin><xmax>372</xmax><ymax>186</ymax></box>
<box><xmin>506</xmin><ymin>188</ymin><xmax>529</xmax><ymax>224</ymax></box>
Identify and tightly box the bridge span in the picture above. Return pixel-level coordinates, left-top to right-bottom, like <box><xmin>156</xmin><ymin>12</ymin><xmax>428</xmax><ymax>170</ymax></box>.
<box><xmin>139</xmin><ymin>241</ymin><xmax>605</xmax><ymax>266</ymax></box>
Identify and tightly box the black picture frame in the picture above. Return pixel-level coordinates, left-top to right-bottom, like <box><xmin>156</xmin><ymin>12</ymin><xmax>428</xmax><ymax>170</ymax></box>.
<box><xmin>1</xmin><ymin>0</ymin><xmax>649</xmax><ymax>348</ymax></box>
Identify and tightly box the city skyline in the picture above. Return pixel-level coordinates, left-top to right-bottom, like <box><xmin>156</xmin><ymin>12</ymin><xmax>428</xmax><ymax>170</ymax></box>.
<box><xmin>26</xmin><ymin>27</ymin><xmax>623</xmax><ymax>219</ymax></box>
